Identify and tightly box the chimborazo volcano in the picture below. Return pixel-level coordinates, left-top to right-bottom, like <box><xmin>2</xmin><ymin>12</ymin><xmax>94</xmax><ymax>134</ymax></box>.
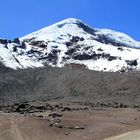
<box><xmin>0</xmin><ymin>18</ymin><xmax>140</xmax><ymax>72</ymax></box>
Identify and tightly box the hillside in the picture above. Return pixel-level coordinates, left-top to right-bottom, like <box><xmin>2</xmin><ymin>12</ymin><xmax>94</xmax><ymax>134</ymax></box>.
<box><xmin>0</xmin><ymin>66</ymin><xmax>140</xmax><ymax>108</ymax></box>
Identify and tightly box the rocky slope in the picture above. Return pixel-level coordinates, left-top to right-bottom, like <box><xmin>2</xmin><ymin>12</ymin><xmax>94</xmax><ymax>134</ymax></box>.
<box><xmin>0</xmin><ymin>18</ymin><xmax>140</xmax><ymax>72</ymax></box>
<box><xmin>1</xmin><ymin>66</ymin><xmax>140</xmax><ymax>107</ymax></box>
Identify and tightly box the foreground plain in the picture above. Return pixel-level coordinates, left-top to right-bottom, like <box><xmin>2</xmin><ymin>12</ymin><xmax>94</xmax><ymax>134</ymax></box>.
<box><xmin>1</xmin><ymin>105</ymin><xmax>140</xmax><ymax>140</ymax></box>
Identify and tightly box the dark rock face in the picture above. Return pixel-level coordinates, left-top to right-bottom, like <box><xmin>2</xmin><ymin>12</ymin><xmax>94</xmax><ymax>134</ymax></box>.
<box><xmin>73</xmin><ymin>53</ymin><xmax>94</xmax><ymax>60</ymax></box>
<box><xmin>65</xmin><ymin>63</ymin><xmax>87</xmax><ymax>69</ymax></box>
<box><xmin>0</xmin><ymin>39</ymin><xmax>9</xmax><ymax>44</ymax></box>
<box><xmin>93</xmin><ymin>34</ymin><xmax>129</xmax><ymax>47</ymax></box>
<box><xmin>39</xmin><ymin>49</ymin><xmax>60</xmax><ymax>65</ymax></box>
<box><xmin>15</xmin><ymin>42</ymin><xmax>26</xmax><ymax>50</ymax></box>
<box><xmin>101</xmin><ymin>53</ymin><xmax>110</xmax><ymax>58</ymax></box>
<box><xmin>70</xmin><ymin>36</ymin><xmax>84</xmax><ymax>43</ymax></box>
<box><xmin>12</xmin><ymin>38</ymin><xmax>20</xmax><ymax>44</ymax></box>
<box><xmin>108</xmin><ymin>56</ymin><xmax>117</xmax><ymax>61</ymax></box>
<box><xmin>71</xmin><ymin>51</ymin><xmax>117</xmax><ymax>61</ymax></box>
<box><xmin>52</xmin><ymin>45</ymin><xmax>58</xmax><ymax>49</ymax></box>
<box><xmin>97</xmin><ymin>48</ymin><xmax>104</xmax><ymax>52</ymax></box>
<box><xmin>65</xmin><ymin>41</ymin><xmax>73</xmax><ymax>47</ymax></box>
<box><xmin>13</xmin><ymin>46</ymin><xmax>17</xmax><ymax>52</ymax></box>
<box><xmin>71</xmin><ymin>36</ymin><xmax>80</xmax><ymax>43</ymax></box>
<box><xmin>27</xmin><ymin>49</ymin><xmax>41</xmax><ymax>55</ymax></box>
<box><xmin>126</xmin><ymin>60</ymin><xmax>138</xmax><ymax>66</ymax></box>
<box><xmin>57</xmin><ymin>20</ymin><xmax>96</xmax><ymax>37</ymax></box>
<box><xmin>47</xmin><ymin>50</ymin><xmax>59</xmax><ymax>64</ymax></box>
<box><xmin>117</xmin><ymin>47</ymin><xmax>124</xmax><ymax>51</ymax></box>
<box><xmin>65</xmin><ymin>48</ymin><xmax>76</xmax><ymax>55</ymax></box>
<box><xmin>29</xmin><ymin>41</ymin><xmax>47</xmax><ymax>48</ymax></box>
<box><xmin>0</xmin><ymin>38</ymin><xmax>26</xmax><ymax>51</ymax></box>
<box><xmin>23</xmin><ymin>37</ymin><xmax>36</xmax><ymax>43</ymax></box>
<box><xmin>76</xmin><ymin>22</ymin><xmax>96</xmax><ymax>36</ymax></box>
<box><xmin>80</xmin><ymin>37</ymin><xmax>85</xmax><ymax>41</ymax></box>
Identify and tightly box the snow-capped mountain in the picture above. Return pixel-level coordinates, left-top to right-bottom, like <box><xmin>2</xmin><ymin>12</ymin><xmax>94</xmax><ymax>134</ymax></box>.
<box><xmin>0</xmin><ymin>18</ymin><xmax>140</xmax><ymax>72</ymax></box>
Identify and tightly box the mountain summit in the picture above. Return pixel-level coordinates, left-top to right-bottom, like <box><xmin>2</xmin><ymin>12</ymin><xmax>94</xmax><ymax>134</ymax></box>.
<box><xmin>0</xmin><ymin>18</ymin><xmax>140</xmax><ymax>72</ymax></box>
<box><xmin>21</xmin><ymin>18</ymin><xmax>140</xmax><ymax>48</ymax></box>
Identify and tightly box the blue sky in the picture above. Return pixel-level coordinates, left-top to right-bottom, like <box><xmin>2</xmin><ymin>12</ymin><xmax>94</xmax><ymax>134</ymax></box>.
<box><xmin>0</xmin><ymin>0</ymin><xmax>140</xmax><ymax>40</ymax></box>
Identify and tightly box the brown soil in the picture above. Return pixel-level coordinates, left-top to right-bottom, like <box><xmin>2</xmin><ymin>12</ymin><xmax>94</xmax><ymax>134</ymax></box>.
<box><xmin>1</xmin><ymin>107</ymin><xmax>140</xmax><ymax>140</ymax></box>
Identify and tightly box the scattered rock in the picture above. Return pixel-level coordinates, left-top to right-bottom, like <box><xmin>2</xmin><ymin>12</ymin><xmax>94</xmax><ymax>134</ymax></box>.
<box><xmin>64</xmin><ymin>132</ymin><xmax>70</xmax><ymax>135</ymax></box>
<box><xmin>97</xmin><ymin>48</ymin><xmax>103</xmax><ymax>51</ymax></box>
<box><xmin>62</xmin><ymin>107</ymin><xmax>71</xmax><ymax>111</ymax></box>
<box><xmin>117</xmin><ymin>47</ymin><xmax>124</xmax><ymax>51</ymax></box>
<box><xmin>65</xmin><ymin>126</ymin><xmax>85</xmax><ymax>130</ymax></box>
<box><xmin>48</xmin><ymin>112</ymin><xmax>63</xmax><ymax>118</ymax></box>
<box><xmin>49</xmin><ymin>118</ymin><xmax>63</xmax><ymax>128</ymax></box>
<box><xmin>37</xmin><ymin>115</ymin><xmax>44</xmax><ymax>118</ymax></box>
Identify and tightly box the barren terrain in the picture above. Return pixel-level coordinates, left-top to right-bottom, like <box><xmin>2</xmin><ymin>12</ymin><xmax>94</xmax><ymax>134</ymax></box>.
<box><xmin>1</xmin><ymin>66</ymin><xmax>140</xmax><ymax>139</ymax></box>
<box><xmin>1</xmin><ymin>107</ymin><xmax>140</xmax><ymax>140</ymax></box>
<box><xmin>1</xmin><ymin>102</ymin><xmax>140</xmax><ymax>140</ymax></box>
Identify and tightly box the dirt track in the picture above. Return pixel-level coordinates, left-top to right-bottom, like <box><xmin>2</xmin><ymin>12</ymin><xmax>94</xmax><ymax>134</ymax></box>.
<box><xmin>105</xmin><ymin>130</ymin><xmax>140</xmax><ymax>140</ymax></box>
